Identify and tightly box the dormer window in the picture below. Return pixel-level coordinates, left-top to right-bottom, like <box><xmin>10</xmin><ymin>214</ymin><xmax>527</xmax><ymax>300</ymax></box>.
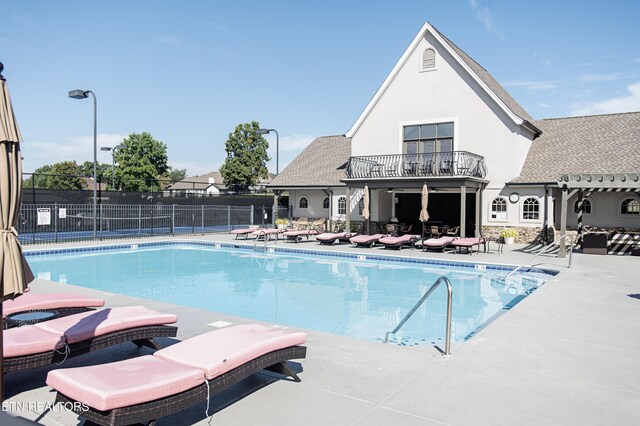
<box><xmin>421</xmin><ymin>48</ymin><xmax>436</xmax><ymax>71</ymax></box>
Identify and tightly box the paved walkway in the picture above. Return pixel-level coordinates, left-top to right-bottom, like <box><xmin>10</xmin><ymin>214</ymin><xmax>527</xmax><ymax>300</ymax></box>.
<box><xmin>5</xmin><ymin>235</ymin><xmax>640</xmax><ymax>425</ymax></box>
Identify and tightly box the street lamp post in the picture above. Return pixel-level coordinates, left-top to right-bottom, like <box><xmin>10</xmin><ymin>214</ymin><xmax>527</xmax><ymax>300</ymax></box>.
<box><xmin>68</xmin><ymin>89</ymin><xmax>97</xmax><ymax>239</ymax></box>
<box><xmin>101</xmin><ymin>144</ymin><xmax>125</xmax><ymax>189</ymax></box>
<box><xmin>257</xmin><ymin>128</ymin><xmax>279</xmax><ymax>175</ymax></box>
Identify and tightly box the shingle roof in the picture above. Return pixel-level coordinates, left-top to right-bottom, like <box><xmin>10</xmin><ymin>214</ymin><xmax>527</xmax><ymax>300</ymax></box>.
<box><xmin>168</xmin><ymin>171</ymin><xmax>225</xmax><ymax>191</ymax></box>
<box><xmin>511</xmin><ymin>112</ymin><xmax>640</xmax><ymax>184</ymax></box>
<box><xmin>432</xmin><ymin>27</ymin><xmax>534</xmax><ymax>123</ymax></box>
<box><xmin>269</xmin><ymin>136</ymin><xmax>351</xmax><ymax>187</ymax></box>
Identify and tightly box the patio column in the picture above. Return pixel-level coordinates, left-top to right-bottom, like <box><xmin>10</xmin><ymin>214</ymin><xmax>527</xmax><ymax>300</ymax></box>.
<box><xmin>576</xmin><ymin>189</ymin><xmax>584</xmax><ymax>247</ymax></box>
<box><xmin>345</xmin><ymin>186</ymin><xmax>351</xmax><ymax>231</ymax></box>
<box><xmin>558</xmin><ymin>187</ymin><xmax>568</xmax><ymax>258</ymax></box>
<box><xmin>460</xmin><ymin>185</ymin><xmax>466</xmax><ymax>238</ymax></box>
<box><xmin>391</xmin><ymin>190</ymin><xmax>396</xmax><ymax>220</ymax></box>
<box><xmin>272</xmin><ymin>192</ymin><xmax>279</xmax><ymax>228</ymax></box>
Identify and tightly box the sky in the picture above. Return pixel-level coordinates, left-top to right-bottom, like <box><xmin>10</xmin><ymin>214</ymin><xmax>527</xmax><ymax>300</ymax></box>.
<box><xmin>2</xmin><ymin>0</ymin><xmax>639</xmax><ymax>176</ymax></box>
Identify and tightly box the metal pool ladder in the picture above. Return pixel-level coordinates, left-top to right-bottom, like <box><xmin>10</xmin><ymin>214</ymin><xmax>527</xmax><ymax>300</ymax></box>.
<box><xmin>384</xmin><ymin>276</ymin><xmax>453</xmax><ymax>356</ymax></box>
<box><xmin>505</xmin><ymin>233</ymin><xmax>574</xmax><ymax>280</ymax></box>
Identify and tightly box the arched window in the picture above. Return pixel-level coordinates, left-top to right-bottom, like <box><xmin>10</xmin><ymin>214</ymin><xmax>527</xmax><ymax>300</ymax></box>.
<box><xmin>299</xmin><ymin>197</ymin><xmax>308</xmax><ymax>209</ymax></box>
<box><xmin>574</xmin><ymin>199</ymin><xmax>592</xmax><ymax>214</ymax></box>
<box><xmin>490</xmin><ymin>197</ymin><xmax>507</xmax><ymax>220</ymax></box>
<box><xmin>522</xmin><ymin>198</ymin><xmax>540</xmax><ymax>220</ymax></box>
<box><xmin>621</xmin><ymin>198</ymin><xmax>640</xmax><ymax>215</ymax></box>
<box><xmin>337</xmin><ymin>197</ymin><xmax>347</xmax><ymax>215</ymax></box>
<box><xmin>322</xmin><ymin>197</ymin><xmax>330</xmax><ymax>209</ymax></box>
<box><xmin>422</xmin><ymin>48</ymin><xmax>436</xmax><ymax>70</ymax></box>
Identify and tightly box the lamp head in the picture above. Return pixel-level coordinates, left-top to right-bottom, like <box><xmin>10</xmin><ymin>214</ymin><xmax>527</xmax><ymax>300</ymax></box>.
<box><xmin>100</xmin><ymin>147</ymin><xmax>112</xmax><ymax>152</ymax></box>
<box><xmin>114</xmin><ymin>144</ymin><xmax>125</xmax><ymax>150</ymax></box>
<box><xmin>257</xmin><ymin>128</ymin><xmax>270</xmax><ymax>135</ymax></box>
<box><xmin>68</xmin><ymin>89</ymin><xmax>88</xmax><ymax>99</ymax></box>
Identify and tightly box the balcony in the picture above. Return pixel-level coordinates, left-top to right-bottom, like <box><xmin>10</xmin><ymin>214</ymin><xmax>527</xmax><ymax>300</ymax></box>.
<box><xmin>346</xmin><ymin>151</ymin><xmax>487</xmax><ymax>180</ymax></box>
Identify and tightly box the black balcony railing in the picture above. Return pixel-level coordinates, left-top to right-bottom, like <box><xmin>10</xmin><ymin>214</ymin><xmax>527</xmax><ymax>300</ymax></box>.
<box><xmin>346</xmin><ymin>151</ymin><xmax>487</xmax><ymax>179</ymax></box>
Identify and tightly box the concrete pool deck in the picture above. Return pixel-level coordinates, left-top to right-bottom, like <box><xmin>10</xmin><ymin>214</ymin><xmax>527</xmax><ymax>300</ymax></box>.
<box><xmin>5</xmin><ymin>234</ymin><xmax>640</xmax><ymax>425</ymax></box>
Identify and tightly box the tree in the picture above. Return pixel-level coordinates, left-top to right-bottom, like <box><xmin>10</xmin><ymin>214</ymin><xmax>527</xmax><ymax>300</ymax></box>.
<box><xmin>113</xmin><ymin>132</ymin><xmax>169</xmax><ymax>192</ymax></box>
<box><xmin>168</xmin><ymin>167</ymin><xmax>187</xmax><ymax>183</ymax></box>
<box><xmin>78</xmin><ymin>161</ymin><xmax>112</xmax><ymax>179</ymax></box>
<box><xmin>23</xmin><ymin>161</ymin><xmax>86</xmax><ymax>190</ymax></box>
<box><xmin>219</xmin><ymin>121</ymin><xmax>270</xmax><ymax>192</ymax></box>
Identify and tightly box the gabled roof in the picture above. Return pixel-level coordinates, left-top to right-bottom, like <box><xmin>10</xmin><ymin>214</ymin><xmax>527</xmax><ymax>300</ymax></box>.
<box><xmin>511</xmin><ymin>112</ymin><xmax>640</xmax><ymax>184</ymax></box>
<box><xmin>345</xmin><ymin>22</ymin><xmax>540</xmax><ymax>138</ymax></box>
<box><xmin>168</xmin><ymin>171</ymin><xmax>225</xmax><ymax>191</ymax></box>
<box><xmin>269</xmin><ymin>136</ymin><xmax>351</xmax><ymax>188</ymax></box>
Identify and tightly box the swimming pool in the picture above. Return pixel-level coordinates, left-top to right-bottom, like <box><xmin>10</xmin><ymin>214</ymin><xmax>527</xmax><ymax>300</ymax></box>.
<box><xmin>26</xmin><ymin>242</ymin><xmax>556</xmax><ymax>345</ymax></box>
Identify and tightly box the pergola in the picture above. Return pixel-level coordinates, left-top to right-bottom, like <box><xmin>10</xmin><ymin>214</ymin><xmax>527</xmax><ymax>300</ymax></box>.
<box><xmin>557</xmin><ymin>173</ymin><xmax>640</xmax><ymax>257</ymax></box>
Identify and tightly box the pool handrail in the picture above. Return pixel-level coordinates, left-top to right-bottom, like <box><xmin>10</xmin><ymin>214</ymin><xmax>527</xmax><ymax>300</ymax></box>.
<box><xmin>384</xmin><ymin>275</ymin><xmax>452</xmax><ymax>355</ymax></box>
<box><xmin>505</xmin><ymin>233</ymin><xmax>574</xmax><ymax>280</ymax></box>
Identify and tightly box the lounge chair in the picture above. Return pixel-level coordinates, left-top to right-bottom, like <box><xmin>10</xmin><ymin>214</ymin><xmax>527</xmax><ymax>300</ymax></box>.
<box><xmin>422</xmin><ymin>236</ymin><xmax>457</xmax><ymax>252</ymax></box>
<box><xmin>47</xmin><ymin>323</ymin><xmax>307</xmax><ymax>426</ymax></box>
<box><xmin>3</xmin><ymin>292</ymin><xmax>105</xmax><ymax>328</ymax></box>
<box><xmin>3</xmin><ymin>306</ymin><xmax>177</xmax><ymax>374</ymax></box>
<box><xmin>230</xmin><ymin>227</ymin><xmax>260</xmax><ymax>239</ymax></box>
<box><xmin>379</xmin><ymin>234</ymin><xmax>420</xmax><ymax>250</ymax></box>
<box><xmin>350</xmin><ymin>234</ymin><xmax>386</xmax><ymax>247</ymax></box>
<box><xmin>316</xmin><ymin>232</ymin><xmax>357</xmax><ymax>245</ymax></box>
<box><xmin>452</xmin><ymin>237</ymin><xmax>487</xmax><ymax>254</ymax></box>
<box><xmin>250</xmin><ymin>228</ymin><xmax>283</xmax><ymax>241</ymax></box>
<box><xmin>283</xmin><ymin>229</ymin><xmax>318</xmax><ymax>243</ymax></box>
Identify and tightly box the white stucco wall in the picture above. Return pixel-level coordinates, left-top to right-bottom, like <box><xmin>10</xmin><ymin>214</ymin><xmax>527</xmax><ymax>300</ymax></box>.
<box><xmin>484</xmin><ymin>186</ymin><xmax>552</xmax><ymax>228</ymax></box>
<box><xmin>349</xmin><ymin>31</ymin><xmax>535</xmax><ymax>194</ymax></box>
<box><xmin>560</xmin><ymin>192</ymin><xmax>640</xmax><ymax>229</ymax></box>
<box><xmin>288</xmin><ymin>189</ymin><xmax>365</xmax><ymax>221</ymax></box>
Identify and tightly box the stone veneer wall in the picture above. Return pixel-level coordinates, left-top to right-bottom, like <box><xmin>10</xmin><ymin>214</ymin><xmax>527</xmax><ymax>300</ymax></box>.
<box><xmin>482</xmin><ymin>225</ymin><xmax>570</xmax><ymax>244</ymax></box>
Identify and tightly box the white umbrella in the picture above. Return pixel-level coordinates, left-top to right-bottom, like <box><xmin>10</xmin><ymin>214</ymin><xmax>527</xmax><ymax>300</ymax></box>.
<box><xmin>362</xmin><ymin>184</ymin><xmax>370</xmax><ymax>234</ymax></box>
<box><xmin>0</xmin><ymin>62</ymin><xmax>34</xmax><ymax>398</ymax></box>
<box><xmin>419</xmin><ymin>183</ymin><xmax>429</xmax><ymax>237</ymax></box>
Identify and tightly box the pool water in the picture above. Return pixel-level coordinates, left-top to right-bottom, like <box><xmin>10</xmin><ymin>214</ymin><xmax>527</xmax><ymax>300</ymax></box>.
<box><xmin>26</xmin><ymin>244</ymin><xmax>554</xmax><ymax>345</ymax></box>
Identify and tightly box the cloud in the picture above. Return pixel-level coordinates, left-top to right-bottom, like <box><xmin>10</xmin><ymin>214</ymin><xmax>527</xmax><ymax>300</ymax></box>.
<box><xmin>577</xmin><ymin>73</ymin><xmax>621</xmax><ymax>83</ymax></box>
<box><xmin>0</xmin><ymin>36</ymin><xmax>19</xmax><ymax>46</ymax></box>
<box><xmin>169</xmin><ymin>161</ymin><xmax>219</xmax><ymax>177</ymax></box>
<box><xmin>634</xmin><ymin>58</ymin><xmax>640</xmax><ymax>63</ymax></box>
<box><xmin>157</xmin><ymin>35</ymin><xmax>193</xmax><ymax>51</ymax></box>
<box><xmin>470</xmin><ymin>0</ymin><xmax>504</xmax><ymax>37</ymax></box>
<box><xmin>22</xmin><ymin>133</ymin><xmax>127</xmax><ymax>172</ymax></box>
<box><xmin>502</xmin><ymin>80</ymin><xmax>562</xmax><ymax>91</ymax></box>
<box><xmin>200</xmin><ymin>20</ymin><xmax>244</xmax><ymax>40</ymax></box>
<box><xmin>538</xmin><ymin>102</ymin><xmax>552</xmax><ymax>109</ymax></box>
<box><xmin>570</xmin><ymin>81</ymin><xmax>640</xmax><ymax>115</ymax></box>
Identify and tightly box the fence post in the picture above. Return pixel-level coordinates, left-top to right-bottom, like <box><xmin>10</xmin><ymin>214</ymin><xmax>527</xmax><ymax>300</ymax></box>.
<box><xmin>54</xmin><ymin>203</ymin><xmax>58</xmax><ymax>243</ymax></box>
<box><xmin>227</xmin><ymin>205</ymin><xmax>231</xmax><ymax>232</ymax></box>
<box><xmin>171</xmin><ymin>205</ymin><xmax>175</xmax><ymax>236</ymax></box>
<box><xmin>250</xmin><ymin>205</ymin><xmax>254</xmax><ymax>226</ymax></box>
<box><xmin>99</xmin><ymin>204</ymin><xmax>103</xmax><ymax>240</ymax></box>
<box><xmin>138</xmin><ymin>204</ymin><xmax>142</xmax><ymax>235</ymax></box>
<box><xmin>201</xmin><ymin>205</ymin><xmax>204</xmax><ymax>234</ymax></box>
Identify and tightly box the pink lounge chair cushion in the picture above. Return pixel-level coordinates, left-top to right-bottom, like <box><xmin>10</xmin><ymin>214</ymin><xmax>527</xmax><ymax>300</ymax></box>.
<box><xmin>283</xmin><ymin>230</ymin><xmax>318</xmax><ymax>237</ymax></box>
<box><xmin>3</xmin><ymin>292</ymin><xmax>105</xmax><ymax>317</ymax></box>
<box><xmin>350</xmin><ymin>234</ymin><xmax>384</xmax><ymax>244</ymax></box>
<box><xmin>379</xmin><ymin>234</ymin><xmax>418</xmax><ymax>245</ymax></box>
<box><xmin>46</xmin><ymin>355</ymin><xmax>205</xmax><ymax>412</ymax></box>
<box><xmin>424</xmin><ymin>236</ymin><xmax>456</xmax><ymax>247</ymax></box>
<box><xmin>250</xmin><ymin>228</ymin><xmax>281</xmax><ymax>236</ymax></box>
<box><xmin>317</xmin><ymin>232</ymin><xmax>353</xmax><ymax>241</ymax></box>
<box><xmin>155</xmin><ymin>324</ymin><xmax>307</xmax><ymax>380</ymax></box>
<box><xmin>230</xmin><ymin>228</ymin><xmax>257</xmax><ymax>235</ymax></box>
<box><xmin>3</xmin><ymin>326</ymin><xmax>65</xmax><ymax>358</ymax></box>
<box><xmin>34</xmin><ymin>306</ymin><xmax>178</xmax><ymax>344</ymax></box>
<box><xmin>452</xmin><ymin>237</ymin><xmax>486</xmax><ymax>247</ymax></box>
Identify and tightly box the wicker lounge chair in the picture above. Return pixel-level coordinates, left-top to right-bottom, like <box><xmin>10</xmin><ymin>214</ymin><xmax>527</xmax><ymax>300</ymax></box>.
<box><xmin>3</xmin><ymin>292</ymin><xmax>105</xmax><ymax>328</ymax></box>
<box><xmin>250</xmin><ymin>228</ymin><xmax>283</xmax><ymax>241</ymax></box>
<box><xmin>422</xmin><ymin>236</ymin><xmax>457</xmax><ymax>252</ymax></box>
<box><xmin>3</xmin><ymin>306</ymin><xmax>177</xmax><ymax>374</ymax></box>
<box><xmin>283</xmin><ymin>229</ymin><xmax>319</xmax><ymax>243</ymax></box>
<box><xmin>452</xmin><ymin>237</ymin><xmax>487</xmax><ymax>254</ymax></box>
<box><xmin>379</xmin><ymin>234</ymin><xmax>420</xmax><ymax>250</ymax></box>
<box><xmin>316</xmin><ymin>232</ymin><xmax>357</xmax><ymax>245</ymax></box>
<box><xmin>349</xmin><ymin>234</ymin><xmax>386</xmax><ymax>247</ymax></box>
<box><xmin>48</xmin><ymin>323</ymin><xmax>307</xmax><ymax>426</ymax></box>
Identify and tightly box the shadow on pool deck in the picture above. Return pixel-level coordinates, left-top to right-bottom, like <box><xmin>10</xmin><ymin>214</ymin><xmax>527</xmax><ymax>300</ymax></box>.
<box><xmin>8</xmin><ymin>234</ymin><xmax>640</xmax><ymax>425</ymax></box>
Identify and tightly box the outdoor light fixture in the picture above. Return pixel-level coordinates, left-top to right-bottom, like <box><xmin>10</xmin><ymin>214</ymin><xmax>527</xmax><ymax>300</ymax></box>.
<box><xmin>69</xmin><ymin>89</ymin><xmax>98</xmax><ymax>238</ymax></box>
<box><xmin>257</xmin><ymin>128</ymin><xmax>279</xmax><ymax>175</ymax></box>
<box><xmin>101</xmin><ymin>144</ymin><xmax>125</xmax><ymax>189</ymax></box>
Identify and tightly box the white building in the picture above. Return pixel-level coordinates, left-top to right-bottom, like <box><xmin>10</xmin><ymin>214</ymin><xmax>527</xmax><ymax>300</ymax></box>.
<box><xmin>269</xmin><ymin>22</ymin><xmax>640</xmax><ymax>248</ymax></box>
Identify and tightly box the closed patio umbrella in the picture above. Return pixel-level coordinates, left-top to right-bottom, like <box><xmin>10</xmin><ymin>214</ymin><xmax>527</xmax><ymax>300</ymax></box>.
<box><xmin>419</xmin><ymin>183</ymin><xmax>430</xmax><ymax>238</ymax></box>
<box><xmin>0</xmin><ymin>62</ymin><xmax>34</xmax><ymax>399</ymax></box>
<box><xmin>362</xmin><ymin>184</ymin><xmax>370</xmax><ymax>234</ymax></box>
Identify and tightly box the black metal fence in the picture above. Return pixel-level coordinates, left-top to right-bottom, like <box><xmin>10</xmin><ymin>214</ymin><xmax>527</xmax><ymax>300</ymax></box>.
<box><xmin>18</xmin><ymin>203</ymin><xmax>290</xmax><ymax>245</ymax></box>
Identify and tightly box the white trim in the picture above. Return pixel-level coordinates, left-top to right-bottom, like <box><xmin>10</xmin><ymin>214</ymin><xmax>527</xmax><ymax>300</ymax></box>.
<box><xmin>617</xmin><ymin>196</ymin><xmax>640</xmax><ymax>217</ymax></box>
<box><xmin>520</xmin><ymin>197</ymin><xmax>542</xmax><ymax>223</ymax></box>
<box><xmin>345</xmin><ymin>21</ymin><xmax>525</xmax><ymax>138</ymax></box>
<box><xmin>298</xmin><ymin>195</ymin><xmax>310</xmax><ymax>210</ymax></box>
<box><xmin>570</xmin><ymin>197</ymin><xmax>594</xmax><ymax>217</ymax></box>
<box><xmin>488</xmin><ymin>196</ymin><xmax>509</xmax><ymax>222</ymax></box>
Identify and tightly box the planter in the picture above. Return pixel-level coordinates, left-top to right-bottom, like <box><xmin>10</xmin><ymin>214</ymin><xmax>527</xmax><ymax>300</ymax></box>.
<box><xmin>277</xmin><ymin>224</ymin><xmax>286</xmax><ymax>230</ymax></box>
<box><xmin>504</xmin><ymin>237</ymin><xmax>515</xmax><ymax>245</ymax></box>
